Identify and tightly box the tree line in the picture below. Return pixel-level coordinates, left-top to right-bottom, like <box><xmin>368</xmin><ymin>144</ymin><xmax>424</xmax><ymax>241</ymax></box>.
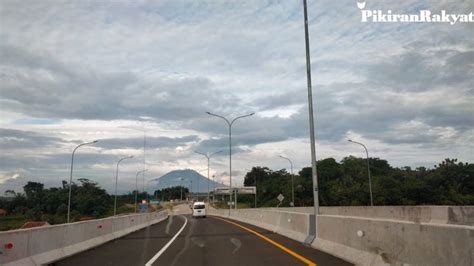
<box><xmin>153</xmin><ymin>186</ymin><xmax>189</xmax><ymax>201</ymax></box>
<box><xmin>1</xmin><ymin>157</ymin><xmax>472</xmax><ymax>227</ymax></box>
<box><xmin>0</xmin><ymin>178</ymin><xmax>154</xmax><ymax>225</ymax></box>
<box><xmin>241</xmin><ymin>157</ymin><xmax>473</xmax><ymax>207</ymax></box>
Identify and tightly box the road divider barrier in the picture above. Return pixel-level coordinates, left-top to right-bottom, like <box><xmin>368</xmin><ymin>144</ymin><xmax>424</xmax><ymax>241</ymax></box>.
<box><xmin>0</xmin><ymin>211</ymin><xmax>168</xmax><ymax>266</ymax></box>
<box><xmin>208</xmin><ymin>206</ymin><xmax>474</xmax><ymax>266</ymax></box>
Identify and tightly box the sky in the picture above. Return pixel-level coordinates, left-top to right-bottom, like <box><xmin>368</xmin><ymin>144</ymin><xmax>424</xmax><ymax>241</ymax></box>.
<box><xmin>1</xmin><ymin>0</ymin><xmax>473</xmax><ymax>195</ymax></box>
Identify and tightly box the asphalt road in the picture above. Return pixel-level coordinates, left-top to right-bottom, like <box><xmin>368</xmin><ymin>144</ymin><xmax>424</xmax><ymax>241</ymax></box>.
<box><xmin>53</xmin><ymin>209</ymin><xmax>352</xmax><ymax>266</ymax></box>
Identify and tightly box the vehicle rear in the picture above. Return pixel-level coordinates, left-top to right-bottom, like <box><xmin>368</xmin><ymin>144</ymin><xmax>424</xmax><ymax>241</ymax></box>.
<box><xmin>192</xmin><ymin>202</ymin><xmax>206</xmax><ymax>218</ymax></box>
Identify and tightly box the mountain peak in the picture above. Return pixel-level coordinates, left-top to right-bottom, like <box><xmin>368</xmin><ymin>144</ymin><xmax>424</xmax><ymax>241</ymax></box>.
<box><xmin>150</xmin><ymin>169</ymin><xmax>225</xmax><ymax>193</ymax></box>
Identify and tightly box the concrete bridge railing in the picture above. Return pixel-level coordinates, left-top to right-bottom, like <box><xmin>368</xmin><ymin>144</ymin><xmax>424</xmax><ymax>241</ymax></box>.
<box><xmin>209</xmin><ymin>206</ymin><xmax>474</xmax><ymax>266</ymax></box>
<box><xmin>0</xmin><ymin>211</ymin><xmax>168</xmax><ymax>266</ymax></box>
<box><xmin>208</xmin><ymin>208</ymin><xmax>313</xmax><ymax>243</ymax></box>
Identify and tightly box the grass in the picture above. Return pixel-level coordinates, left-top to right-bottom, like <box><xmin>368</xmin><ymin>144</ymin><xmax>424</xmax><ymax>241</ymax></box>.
<box><xmin>1</xmin><ymin>203</ymin><xmax>161</xmax><ymax>231</ymax></box>
<box><xmin>104</xmin><ymin>204</ymin><xmax>136</xmax><ymax>216</ymax></box>
<box><xmin>0</xmin><ymin>215</ymin><xmax>29</xmax><ymax>231</ymax></box>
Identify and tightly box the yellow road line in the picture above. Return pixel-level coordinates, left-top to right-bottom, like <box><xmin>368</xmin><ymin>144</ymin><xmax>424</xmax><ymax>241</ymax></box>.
<box><xmin>213</xmin><ymin>216</ymin><xmax>317</xmax><ymax>266</ymax></box>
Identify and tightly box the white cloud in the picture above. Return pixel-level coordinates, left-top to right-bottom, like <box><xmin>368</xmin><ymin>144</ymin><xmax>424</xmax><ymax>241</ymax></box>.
<box><xmin>1</xmin><ymin>0</ymin><xmax>472</xmax><ymax>194</ymax></box>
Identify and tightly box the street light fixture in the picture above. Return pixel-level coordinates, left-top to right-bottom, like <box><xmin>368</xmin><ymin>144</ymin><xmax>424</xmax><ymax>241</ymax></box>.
<box><xmin>135</xmin><ymin>169</ymin><xmax>148</xmax><ymax>213</ymax></box>
<box><xmin>279</xmin><ymin>155</ymin><xmax>295</xmax><ymax>207</ymax></box>
<box><xmin>114</xmin><ymin>155</ymin><xmax>134</xmax><ymax>216</ymax></box>
<box><xmin>195</xmin><ymin>150</ymin><xmax>222</xmax><ymax>203</ymax></box>
<box><xmin>206</xmin><ymin>111</ymin><xmax>254</xmax><ymax>211</ymax></box>
<box><xmin>348</xmin><ymin>139</ymin><xmax>373</xmax><ymax>206</ymax></box>
<box><xmin>67</xmin><ymin>140</ymin><xmax>98</xmax><ymax>223</ymax></box>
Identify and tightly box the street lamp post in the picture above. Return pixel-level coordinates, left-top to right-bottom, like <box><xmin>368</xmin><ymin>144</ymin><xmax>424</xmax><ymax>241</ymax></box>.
<box><xmin>135</xmin><ymin>169</ymin><xmax>148</xmax><ymax>213</ymax></box>
<box><xmin>123</xmin><ymin>126</ymin><xmax>147</xmax><ymax>202</ymax></box>
<box><xmin>279</xmin><ymin>155</ymin><xmax>294</xmax><ymax>207</ymax></box>
<box><xmin>188</xmin><ymin>180</ymin><xmax>193</xmax><ymax>201</ymax></box>
<box><xmin>303</xmin><ymin>0</ymin><xmax>320</xmax><ymax>226</ymax></box>
<box><xmin>206</xmin><ymin>111</ymin><xmax>254</xmax><ymax>211</ymax></box>
<box><xmin>114</xmin><ymin>155</ymin><xmax>134</xmax><ymax>216</ymax></box>
<box><xmin>254</xmin><ymin>171</ymin><xmax>257</xmax><ymax>208</ymax></box>
<box><xmin>144</xmin><ymin>179</ymin><xmax>155</xmax><ymax>203</ymax></box>
<box><xmin>67</xmin><ymin>140</ymin><xmax>98</xmax><ymax>223</ymax></box>
<box><xmin>348</xmin><ymin>139</ymin><xmax>373</xmax><ymax>206</ymax></box>
<box><xmin>194</xmin><ymin>168</ymin><xmax>207</xmax><ymax>201</ymax></box>
<box><xmin>195</xmin><ymin>150</ymin><xmax>222</xmax><ymax>203</ymax></box>
<box><xmin>180</xmin><ymin>177</ymin><xmax>184</xmax><ymax>201</ymax></box>
<box><xmin>212</xmin><ymin>174</ymin><xmax>216</xmax><ymax>204</ymax></box>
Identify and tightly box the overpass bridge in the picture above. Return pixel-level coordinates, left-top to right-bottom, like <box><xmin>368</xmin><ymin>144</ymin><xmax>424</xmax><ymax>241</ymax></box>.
<box><xmin>1</xmin><ymin>205</ymin><xmax>472</xmax><ymax>265</ymax></box>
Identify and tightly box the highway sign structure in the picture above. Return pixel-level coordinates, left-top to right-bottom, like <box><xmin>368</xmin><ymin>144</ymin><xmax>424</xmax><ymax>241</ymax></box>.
<box><xmin>214</xmin><ymin>186</ymin><xmax>256</xmax><ymax>195</ymax></box>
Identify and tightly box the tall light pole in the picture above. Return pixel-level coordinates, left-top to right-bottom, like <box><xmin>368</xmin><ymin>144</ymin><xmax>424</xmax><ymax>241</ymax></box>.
<box><xmin>348</xmin><ymin>139</ymin><xmax>373</xmax><ymax>206</ymax></box>
<box><xmin>206</xmin><ymin>111</ymin><xmax>254</xmax><ymax>211</ymax></box>
<box><xmin>194</xmin><ymin>168</ymin><xmax>208</xmax><ymax>201</ymax></box>
<box><xmin>189</xmin><ymin>180</ymin><xmax>193</xmax><ymax>200</ymax></box>
<box><xmin>144</xmin><ymin>179</ymin><xmax>156</xmax><ymax>203</ymax></box>
<box><xmin>303</xmin><ymin>0</ymin><xmax>320</xmax><ymax>220</ymax></box>
<box><xmin>212</xmin><ymin>174</ymin><xmax>216</xmax><ymax>204</ymax></box>
<box><xmin>123</xmin><ymin>126</ymin><xmax>147</xmax><ymax>201</ymax></box>
<box><xmin>254</xmin><ymin>171</ymin><xmax>257</xmax><ymax>208</ymax></box>
<box><xmin>114</xmin><ymin>155</ymin><xmax>134</xmax><ymax>216</ymax></box>
<box><xmin>195</xmin><ymin>150</ymin><xmax>222</xmax><ymax>203</ymax></box>
<box><xmin>180</xmin><ymin>177</ymin><xmax>184</xmax><ymax>201</ymax></box>
<box><xmin>135</xmin><ymin>169</ymin><xmax>148</xmax><ymax>213</ymax></box>
<box><xmin>279</xmin><ymin>155</ymin><xmax>294</xmax><ymax>207</ymax></box>
<box><xmin>67</xmin><ymin>140</ymin><xmax>98</xmax><ymax>223</ymax></box>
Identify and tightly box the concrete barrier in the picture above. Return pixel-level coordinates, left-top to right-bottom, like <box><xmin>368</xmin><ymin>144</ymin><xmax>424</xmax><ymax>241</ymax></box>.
<box><xmin>0</xmin><ymin>211</ymin><xmax>168</xmax><ymax>266</ymax></box>
<box><xmin>252</xmin><ymin>206</ymin><xmax>474</xmax><ymax>225</ymax></box>
<box><xmin>319</xmin><ymin>206</ymin><xmax>474</xmax><ymax>226</ymax></box>
<box><xmin>209</xmin><ymin>206</ymin><xmax>474</xmax><ymax>266</ymax></box>
<box><xmin>208</xmin><ymin>208</ymin><xmax>313</xmax><ymax>243</ymax></box>
<box><xmin>314</xmin><ymin>214</ymin><xmax>474</xmax><ymax>266</ymax></box>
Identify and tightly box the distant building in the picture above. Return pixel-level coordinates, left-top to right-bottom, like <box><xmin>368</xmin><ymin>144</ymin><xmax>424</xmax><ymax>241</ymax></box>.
<box><xmin>0</xmin><ymin>209</ymin><xmax>6</xmax><ymax>216</ymax></box>
<box><xmin>21</xmin><ymin>221</ymin><xmax>50</xmax><ymax>229</ymax></box>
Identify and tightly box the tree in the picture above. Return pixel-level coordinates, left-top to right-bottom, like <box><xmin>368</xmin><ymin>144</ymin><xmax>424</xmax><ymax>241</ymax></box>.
<box><xmin>4</xmin><ymin>190</ymin><xmax>16</xmax><ymax>197</ymax></box>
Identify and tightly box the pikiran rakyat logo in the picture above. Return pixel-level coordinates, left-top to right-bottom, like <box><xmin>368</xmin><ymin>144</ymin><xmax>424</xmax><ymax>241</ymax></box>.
<box><xmin>356</xmin><ymin>1</ymin><xmax>473</xmax><ymax>25</ymax></box>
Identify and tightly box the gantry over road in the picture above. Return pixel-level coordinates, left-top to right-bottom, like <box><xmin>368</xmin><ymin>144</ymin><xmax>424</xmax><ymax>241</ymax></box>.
<box><xmin>55</xmin><ymin>205</ymin><xmax>351</xmax><ymax>266</ymax></box>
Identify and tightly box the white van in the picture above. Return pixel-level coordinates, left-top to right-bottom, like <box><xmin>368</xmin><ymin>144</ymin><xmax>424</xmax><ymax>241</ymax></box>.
<box><xmin>192</xmin><ymin>202</ymin><xmax>206</xmax><ymax>218</ymax></box>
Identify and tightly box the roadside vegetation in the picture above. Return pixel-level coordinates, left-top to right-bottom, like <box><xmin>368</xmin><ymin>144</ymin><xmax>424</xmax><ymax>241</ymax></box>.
<box><xmin>239</xmin><ymin>157</ymin><xmax>473</xmax><ymax>207</ymax></box>
<box><xmin>1</xmin><ymin>157</ymin><xmax>472</xmax><ymax>230</ymax></box>
<box><xmin>0</xmin><ymin>178</ymin><xmax>160</xmax><ymax>231</ymax></box>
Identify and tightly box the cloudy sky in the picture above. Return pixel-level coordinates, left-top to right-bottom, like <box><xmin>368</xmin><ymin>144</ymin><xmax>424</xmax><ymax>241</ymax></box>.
<box><xmin>1</xmin><ymin>0</ymin><xmax>473</xmax><ymax>194</ymax></box>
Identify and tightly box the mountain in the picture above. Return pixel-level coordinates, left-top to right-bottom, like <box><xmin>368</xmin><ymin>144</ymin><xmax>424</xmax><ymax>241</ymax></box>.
<box><xmin>149</xmin><ymin>169</ymin><xmax>225</xmax><ymax>193</ymax></box>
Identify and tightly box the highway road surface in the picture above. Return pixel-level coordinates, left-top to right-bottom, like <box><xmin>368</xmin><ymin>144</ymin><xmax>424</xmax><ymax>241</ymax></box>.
<box><xmin>53</xmin><ymin>205</ymin><xmax>352</xmax><ymax>266</ymax></box>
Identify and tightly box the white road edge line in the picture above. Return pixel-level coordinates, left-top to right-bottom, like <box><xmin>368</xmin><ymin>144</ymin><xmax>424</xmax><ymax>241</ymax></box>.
<box><xmin>145</xmin><ymin>215</ymin><xmax>188</xmax><ymax>266</ymax></box>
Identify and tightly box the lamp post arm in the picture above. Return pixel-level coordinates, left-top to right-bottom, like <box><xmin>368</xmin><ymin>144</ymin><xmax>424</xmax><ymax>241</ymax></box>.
<box><xmin>67</xmin><ymin>140</ymin><xmax>98</xmax><ymax>223</ymax></box>
<box><xmin>114</xmin><ymin>155</ymin><xmax>133</xmax><ymax>216</ymax></box>
<box><xmin>209</xmin><ymin>150</ymin><xmax>223</xmax><ymax>158</ymax></box>
<box><xmin>230</xmin><ymin>113</ymin><xmax>255</xmax><ymax>126</ymax></box>
<box><xmin>279</xmin><ymin>155</ymin><xmax>295</xmax><ymax>206</ymax></box>
<box><xmin>348</xmin><ymin>139</ymin><xmax>373</xmax><ymax>206</ymax></box>
<box><xmin>194</xmin><ymin>151</ymin><xmax>209</xmax><ymax>159</ymax></box>
<box><xmin>206</xmin><ymin>112</ymin><xmax>231</xmax><ymax>126</ymax></box>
